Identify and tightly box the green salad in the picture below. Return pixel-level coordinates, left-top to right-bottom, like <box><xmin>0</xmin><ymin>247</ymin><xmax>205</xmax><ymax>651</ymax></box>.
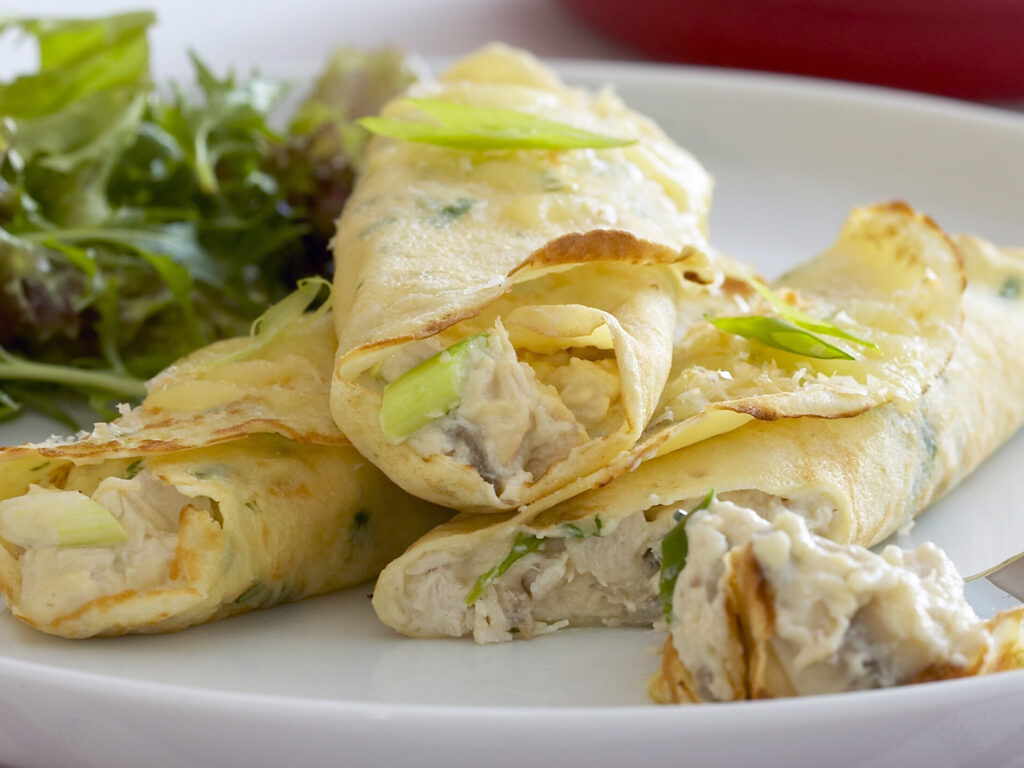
<box><xmin>0</xmin><ymin>11</ymin><xmax>417</xmax><ymax>427</ymax></box>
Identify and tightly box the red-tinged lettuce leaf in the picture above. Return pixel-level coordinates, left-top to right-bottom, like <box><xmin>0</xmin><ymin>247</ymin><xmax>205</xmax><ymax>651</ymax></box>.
<box><xmin>0</xmin><ymin>229</ymin><xmax>87</xmax><ymax>348</ymax></box>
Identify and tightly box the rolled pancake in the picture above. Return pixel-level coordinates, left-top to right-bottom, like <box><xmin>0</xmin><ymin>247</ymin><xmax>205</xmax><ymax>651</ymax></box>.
<box><xmin>0</xmin><ymin>313</ymin><xmax>452</xmax><ymax>638</ymax></box>
<box><xmin>524</xmin><ymin>202</ymin><xmax>965</xmax><ymax>513</ymax></box>
<box><xmin>332</xmin><ymin>42</ymin><xmax>962</xmax><ymax>519</ymax></box>
<box><xmin>330</xmin><ymin>43</ymin><xmax>738</xmax><ymax>513</ymax></box>
<box><xmin>648</xmin><ymin>501</ymin><xmax>1024</xmax><ymax>703</ymax></box>
<box><xmin>371</xmin><ymin>228</ymin><xmax>1016</xmax><ymax>643</ymax></box>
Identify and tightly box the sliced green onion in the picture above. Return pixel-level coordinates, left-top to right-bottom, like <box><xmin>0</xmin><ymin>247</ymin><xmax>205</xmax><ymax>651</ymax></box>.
<box><xmin>379</xmin><ymin>333</ymin><xmax>488</xmax><ymax>443</ymax></box>
<box><xmin>233</xmin><ymin>582</ymin><xmax>264</xmax><ymax>605</ymax></box>
<box><xmin>561</xmin><ymin>522</ymin><xmax>585</xmax><ymax>538</ymax></box>
<box><xmin>0</xmin><ymin>491</ymin><xmax>128</xmax><ymax>548</ymax></box>
<box><xmin>999</xmin><ymin>275</ymin><xmax>1022</xmax><ymax>300</ymax></box>
<box><xmin>659</xmin><ymin>489</ymin><xmax>714</xmax><ymax>621</ymax></box>
<box><xmin>359</xmin><ymin>98</ymin><xmax>636</xmax><ymax>151</ymax></box>
<box><xmin>706</xmin><ymin>314</ymin><xmax>854</xmax><ymax>361</ymax></box>
<box><xmin>210</xmin><ymin>277</ymin><xmax>333</xmax><ymax>366</ymax></box>
<box><xmin>251</xmin><ymin>276</ymin><xmax>333</xmax><ymax>335</ymax></box>
<box><xmin>465</xmin><ymin>532</ymin><xmax>543</xmax><ymax>606</ymax></box>
<box><xmin>561</xmin><ymin>517</ymin><xmax>605</xmax><ymax>539</ymax></box>
<box><xmin>750</xmin><ymin>279</ymin><xmax>879</xmax><ymax>349</ymax></box>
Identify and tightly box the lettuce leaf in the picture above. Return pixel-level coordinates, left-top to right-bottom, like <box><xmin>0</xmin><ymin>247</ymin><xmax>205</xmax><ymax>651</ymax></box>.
<box><xmin>0</xmin><ymin>14</ymin><xmax>416</xmax><ymax>427</ymax></box>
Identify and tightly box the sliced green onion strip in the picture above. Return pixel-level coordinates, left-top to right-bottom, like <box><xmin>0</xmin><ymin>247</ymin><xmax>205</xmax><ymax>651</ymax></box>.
<box><xmin>379</xmin><ymin>333</ymin><xmax>488</xmax><ymax>443</ymax></box>
<box><xmin>359</xmin><ymin>98</ymin><xmax>636</xmax><ymax>151</ymax></box>
<box><xmin>705</xmin><ymin>314</ymin><xmax>855</xmax><ymax>361</ymax></box>
<box><xmin>465</xmin><ymin>532</ymin><xmax>543</xmax><ymax>606</ymax></box>
<box><xmin>210</xmin><ymin>277</ymin><xmax>332</xmax><ymax>366</ymax></box>
<box><xmin>0</xmin><ymin>491</ymin><xmax>128</xmax><ymax>548</ymax></box>
<box><xmin>561</xmin><ymin>523</ymin><xmax>585</xmax><ymax>538</ymax></box>
<box><xmin>750</xmin><ymin>279</ymin><xmax>879</xmax><ymax>350</ymax></box>
<box><xmin>658</xmin><ymin>490</ymin><xmax>714</xmax><ymax>621</ymax></box>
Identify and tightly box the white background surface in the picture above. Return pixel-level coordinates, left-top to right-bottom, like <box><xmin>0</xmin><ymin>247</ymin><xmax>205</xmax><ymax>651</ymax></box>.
<box><xmin>0</xmin><ymin>0</ymin><xmax>633</xmax><ymax>77</ymax></box>
<box><xmin>3</xmin><ymin>4</ymin><xmax>1024</xmax><ymax>768</ymax></box>
<box><xmin>5</xmin><ymin>0</ymin><xmax>1024</xmax><ymax>115</ymax></box>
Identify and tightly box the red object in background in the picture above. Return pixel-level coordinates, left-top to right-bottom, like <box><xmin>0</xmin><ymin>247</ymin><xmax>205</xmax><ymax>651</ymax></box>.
<box><xmin>560</xmin><ymin>0</ymin><xmax>1024</xmax><ymax>99</ymax></box>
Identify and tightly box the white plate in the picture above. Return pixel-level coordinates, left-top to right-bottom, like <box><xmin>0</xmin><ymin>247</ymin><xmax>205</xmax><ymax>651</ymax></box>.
<box><xmin>3</xmin><ymin>61</ymin><xmax>1024</xmax><ymax>768</ymax></box>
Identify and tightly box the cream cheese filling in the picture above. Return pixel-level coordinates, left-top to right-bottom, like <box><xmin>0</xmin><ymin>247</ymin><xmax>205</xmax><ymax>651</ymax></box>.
<box><xmin>3</xmin><ymin>470</ymin><xmax>214</xmax><ymax>624</ymax></box>
<box><xmin>394</xmin><ymin>489</ymin><xmax>841</xmax><ymax>644</ymax></box>
<box><xmin>670</xmin><ymin>500</ymin><xmax>992</xmax><ymax>700</ymax></box>
<box><xmin>386</xmin><ymin>321</ymin><xmax>621</xmax><ymax>501</ymax></box>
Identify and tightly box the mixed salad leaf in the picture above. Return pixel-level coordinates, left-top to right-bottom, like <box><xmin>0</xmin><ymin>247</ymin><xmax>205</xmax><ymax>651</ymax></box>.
<box><xmin>0</xmin><ymin>12</ymin><xmax>418</xmax><ymax>427</ymax></box>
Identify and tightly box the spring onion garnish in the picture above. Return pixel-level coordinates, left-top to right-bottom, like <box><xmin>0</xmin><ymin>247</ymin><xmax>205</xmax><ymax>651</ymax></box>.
<box><xmin>562</xmin><ymin>523</ymin><xmax>585</xmax><ymax>538</ymax></box>
<box><xmin>233</xmin><ymin>582</ymin><xmax>264</xmax><ymax>605</ymax></box>
<box><xmin>750</xmin><ymin>279</ymin><xmax>878</xmax><ymax>349</ymax></box>
<box><xmin>999</xmin><ymin>275</ymin><xmax>1022</xmax><ymax>300</ymax></box>
<box><xmin>561</xmin><ymin>517</ymin><xmax>607</xmax><ymax>538</ymax></box>
<box><xmin>465</xmin><ymin>532</ymin><xmax>543</xmax><ymax>606</ymax></box>
<box><xmin>658</xmin><ymin>489</ymin><xmax>714</xmax><ymax>621</ymax></box>
<box><xmin>0</xmin><ymin>491</ymin><xmax>128</xmax><ymax>548</ymax></box>
<box><xmin>359</xmin><ymin>98</ymin><xmax>636</xmax><ymax>151</ymax></box>
<box><xmin>210</xmin><ymin>277</ymin><xmax>333</xmax><ymax>366</ymax></box>
<box><xmin>705</xmin><ymin>314</ymin><xmax>854</xmax><ymax>361</ymax></box>
<box><xmin>380</xmin><ymin>333</ymin><xmax>488</xmax><ymax>443</ymax></box>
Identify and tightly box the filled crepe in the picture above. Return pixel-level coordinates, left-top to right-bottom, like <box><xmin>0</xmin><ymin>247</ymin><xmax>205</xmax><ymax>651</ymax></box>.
<box><xmin>371</xmin><ymin>218</ymin><xmax>1017</xmax><ymax>644</ymax></box>
<box><xmin>330</xmin><ymin>43</ymin><xmax>737</xmax><ymax>514</ymax></box>
<box><xmin>648</xmin><ymin>499</ymin><xmax>1024</xmax><ymax>703</ymax></box>
<box><xmin>0</xmin><ymin>309</ymin><xmax>452</xmax><ymax>638</ymax></box>
<box><xmin>330</xmin><ymin>44</ymin><xmax>963</xmax><ymax>519</ymax></box>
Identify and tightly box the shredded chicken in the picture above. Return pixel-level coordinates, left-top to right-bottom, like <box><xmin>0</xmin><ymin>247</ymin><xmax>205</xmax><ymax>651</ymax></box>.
<box><xmin>534</xmin><ymin>354</ymin><xmax>622</xmax><ymax>437</ymax></box>
<box><xmin>670</xmin><ymin>501</ymin><xmax>999</xmax><ymax>700</ymax></box>
<box><xmin>750</xmin><ymin>513</ymin><xmax>991</xmax><ymax>692</ymax></box>
<box><xmin>394</xmin><ymin>490</ymin><xmax>846</xmax><ymax>644</ymax></box>
<box><xmin>406</xmin><ymin>324</ymin><xmax>590</xmax><ymax>500</ymax></box>
<box><xmin>11</xmin><ymin>471</ymin><xmax>213</xmax><ymax>624</ymax></box>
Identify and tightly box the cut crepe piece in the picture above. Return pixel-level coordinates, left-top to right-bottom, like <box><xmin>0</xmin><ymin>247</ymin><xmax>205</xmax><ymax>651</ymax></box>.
<box><xmin>529</xmin><ymin>201</ymin><xmax>965</xmax><ymax>513</ymax></box>
<box><xmin>662</xmin><ymin>201</ymin><xmax>964</xmax><ymax>423</ymax></box>
<box><xmin>331</xmin><ymin>43</ymin><xmax>741</xmax><ymax>514</ymax></box>
<box><xmin>372</xmin><ymin>229</ymin><xmax>1019</xmax><ymax>644</ymax></box>
<box><xmin>0</xmin><ymin>313</ymin><xmax>452</xmax><ymax>638</ymax></box>
<box><xmin>649</xmin><ymin>502</ymin><xmax>1024</xmax><ymax>703</ymax></box>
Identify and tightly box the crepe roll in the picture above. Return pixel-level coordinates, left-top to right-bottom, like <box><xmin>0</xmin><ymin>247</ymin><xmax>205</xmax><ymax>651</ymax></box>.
<box><xmin>334</xmin><ymin>56</ymin><xmax>962</xmax><ymax>520</ymax></box>
<box><xmin>371</xmin><ymin>227</ymin><xmax>1018</xmax><ymax>644</ymax></box>
<box><xmin>529</xmin><ymin>202</ymin><xmax>965</xmax><ymax>512</ymax></box>
<box><xmin>649</xmin><ymin>502</ymin><xmax>1024</xmax><ymax>702</ymax></box>
<box><xmin>0</xmin><ymin>312</ymin><xmax>452</xmax><ymax>638</ymax></box>
<box><xmin>331</xmin><ymin>43</ymin><xmax>743</xmax><ymax>514</ymax></box>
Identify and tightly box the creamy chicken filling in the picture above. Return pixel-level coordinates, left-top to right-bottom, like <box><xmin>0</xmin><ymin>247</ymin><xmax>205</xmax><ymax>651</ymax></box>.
<box><xmin>751</xmin><ymin>515</ymin><xmax>989</xmax><ymax>695</ymax></box>
<box><xmin>1</xmin><ymin>469</ymin><xmax>214</xmax><ymax>624</ymax></box>
<box><xmin>651</xmin><ymin>322</ymin><xmax>874</xmax><ymax>428</ymax></box>
<box><xmin>399</xmin><ymin>511</ymin><xmax>670</xmax><ymax>643</ymax></box>
<box><xmin>670</xmin><ymin>500</ymin><xmax>767</xmax><ymax>701</ymax></box>
<box><xmin>381</xmin><ymin>321</ymin><xmax>622</xmax><ymax>500</ymax></box>
<box><xmin>397</xmin><ymin>490</ymin><xmax>842</xmax><ymax>644</ymax></box>
<box><xmin>671</xmin><ymin>501</ymin><xmax>991</xmax><ymax>700</ymax></box>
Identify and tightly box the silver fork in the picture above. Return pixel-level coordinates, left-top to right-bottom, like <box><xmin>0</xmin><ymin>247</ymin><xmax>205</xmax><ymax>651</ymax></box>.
<box><xmin>967</xmin><ymin>551</ymin><xmax>1024</xmax><ymax>601</ymax></box>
